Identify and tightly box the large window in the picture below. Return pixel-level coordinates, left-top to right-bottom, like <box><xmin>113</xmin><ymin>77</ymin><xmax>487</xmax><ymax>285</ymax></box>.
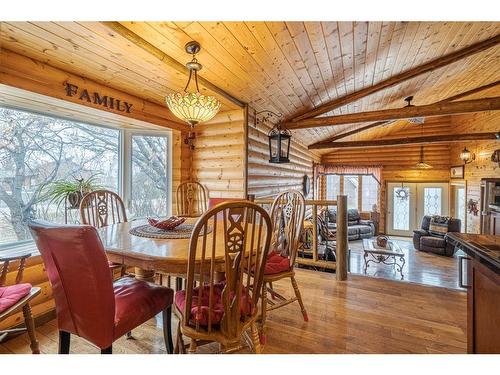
<box><xmin>131</xmin><ymin>135</ymin><xmax>169</xmax><ymax>218</ymax></box>
<box><xmin>325</xmin><ymin>174</ymin><xmax>379</xmax><ymax>211</ymax></box>
<box><xmin>0</xmin><ymin>106</ymin><xmax>171</xmax><ymax>247</ymax></box>
<box><xmin>361</xmin><ymin>175</ymin><xmax>379</xmax><ymax>212</ymax></box>
<box><xmin>343</xmin><ymin>175</ymin><xmax>359</xmax><ymax>210</ymax></box>
<box><xmin>326</xmin><ymin>175</ymin><xmax>340</xmax><ymax>200</ymax></box>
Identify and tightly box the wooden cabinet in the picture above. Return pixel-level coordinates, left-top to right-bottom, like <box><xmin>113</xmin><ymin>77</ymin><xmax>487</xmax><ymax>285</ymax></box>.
<box><xmin>467</xmin><ymin>258</ymin><xmax>500</xmax><ymax>353</ymax></box>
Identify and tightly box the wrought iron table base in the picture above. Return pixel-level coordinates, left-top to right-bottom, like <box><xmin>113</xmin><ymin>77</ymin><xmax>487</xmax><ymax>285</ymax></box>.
<box><xmin>363</xmin><ymin>252</ymin><xmax>406</xmax><ymax>280</ymax></box>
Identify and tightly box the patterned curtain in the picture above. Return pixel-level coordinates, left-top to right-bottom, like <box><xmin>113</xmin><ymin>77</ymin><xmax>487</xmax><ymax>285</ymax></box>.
<box><xmin>314</xmin><ymin>164</ymin><xmax>382</xmax><ymax>184</ymax></box>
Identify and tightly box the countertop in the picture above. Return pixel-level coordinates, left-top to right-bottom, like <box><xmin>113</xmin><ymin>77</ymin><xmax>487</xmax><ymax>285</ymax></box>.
<box><xmin>447</xmin><ymin>233</ymin><xmax>500</xmax><ymax>274</ymax></box>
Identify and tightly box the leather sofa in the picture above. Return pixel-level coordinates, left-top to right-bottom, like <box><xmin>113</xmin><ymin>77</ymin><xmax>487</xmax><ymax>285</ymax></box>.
<box><xmin>324</xmin><ymin>208</ymin><xmax>375</xmax><ymax>241</ymax></box>
<box><xmin>413</xmin><ymin>215</ymin><xmax>461</xmax><ymax>257</ymax></box>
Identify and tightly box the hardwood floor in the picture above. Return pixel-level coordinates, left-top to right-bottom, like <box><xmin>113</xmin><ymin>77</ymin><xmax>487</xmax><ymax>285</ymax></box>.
<box><xmin>0</xmin><ymin>269</ymin><xmax>467</xmax><ymax>354</ymax></box>
<box><xmin>346</xmin><ymin>237</ymin><xmax>465</xmax><ymax>290</ymax></box>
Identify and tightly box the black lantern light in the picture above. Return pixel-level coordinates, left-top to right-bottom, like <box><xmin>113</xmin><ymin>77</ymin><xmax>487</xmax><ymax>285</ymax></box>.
<box><xmin>268</xmin><ymin>123</ymin><xmax>291</xmax><ymax>163</ymax></box>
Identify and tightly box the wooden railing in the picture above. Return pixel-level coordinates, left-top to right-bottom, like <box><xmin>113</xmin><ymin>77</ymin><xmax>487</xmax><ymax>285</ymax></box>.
<box><xmin>254</xmin><ymin>196</ymin><xmax>348</xmax><ymax>281</ymax></box>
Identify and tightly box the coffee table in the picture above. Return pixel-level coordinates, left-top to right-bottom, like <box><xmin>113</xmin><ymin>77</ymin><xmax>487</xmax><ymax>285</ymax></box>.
<box><xmin>362</xmin><ymin>238</ymin><xmax>406</xmax><ymax>279</ymax></box>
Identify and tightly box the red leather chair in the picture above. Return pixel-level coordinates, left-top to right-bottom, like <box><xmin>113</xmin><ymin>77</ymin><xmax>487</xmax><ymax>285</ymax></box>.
<box><xmin>29</xmin><ymin>220</ymin><xmax>174</xmax><ymax>354</ymax></box>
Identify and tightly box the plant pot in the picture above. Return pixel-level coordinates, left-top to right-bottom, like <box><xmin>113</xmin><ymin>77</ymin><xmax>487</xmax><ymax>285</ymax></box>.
<box><xmin>67</xmin><ymin>191</ymin><xmax>83</xmax><ymax>209</ymax></box>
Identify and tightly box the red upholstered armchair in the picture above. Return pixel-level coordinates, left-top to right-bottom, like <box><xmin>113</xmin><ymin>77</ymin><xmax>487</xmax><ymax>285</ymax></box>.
<box><xmin>29</xmin><ymin>220</ymin><xmax>174</xmax><ymax>354</ymax></box>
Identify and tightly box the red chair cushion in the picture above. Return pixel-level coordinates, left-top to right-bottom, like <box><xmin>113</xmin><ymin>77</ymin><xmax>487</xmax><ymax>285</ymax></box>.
<box><xmin>208</xmin><ymin>198</ymin><xmax>242</xmax><ymax>209</ymax></box>
<box><xmin>175</xmin><ymin>282</ymin><xmax>252</xmax><ymax>326</ymax></box>
<box><xmin>264</xmin><ymin>251</ymin><xmax>291</xmax><ymax>275</ymax></box>
<box><xmin>0</xmin><ymin>283</ymin><xmax>32</xmax><ymax>313</ymax></box>
<box><xmin>113</xmin><ymin>277</ymin><xmax>174</xmax><ymax>339</ymax></box>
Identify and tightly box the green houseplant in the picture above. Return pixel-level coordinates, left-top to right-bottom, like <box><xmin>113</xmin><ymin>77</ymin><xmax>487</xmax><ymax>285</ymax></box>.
<box><xmin>48</xmin><ymin>174</ymin><xmax>101</xmax><ymax>209</ymax></box>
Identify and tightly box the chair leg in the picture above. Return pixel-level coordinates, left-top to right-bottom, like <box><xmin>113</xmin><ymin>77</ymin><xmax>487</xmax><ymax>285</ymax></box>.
<box><xmin>260</xmin><ymin>283</ymin><xmax>268</xmax><ymax>345</ymax></box>
<box><xmin>269</xmin><ymin>282</ymin><xmax>276</xmax><ymax>300</ymax></box>
<box><xmin>101</xmin><ymin>346</ymin><xmax>112</xmax><ymax>354</ymax></box>
<box><xmin>22</xmin><ymin>304</ymin><xmax>40</xmax><ymax>354</ymax></box>
<box><xmin>250</xmin><ymin>322</ymin><xmax>262</xmax><ymax>354</ymax></box>
<box><xmin>58</xmin><ymin>331</ymin><xmax>71</xmax><ymax>354</ymax></box>
<box><xmin>162</xmin><ymin>306</ymin><xmax>174</xmax><ymax>354</ymax></box>
<box><xmin>174</xmin><ymin>320</ymin><xmax>186</xmax><ymax>354</ymax></box>
<box><xmin>188</xmin><ymin>339</ymin><xmax>197</xmax><ymax>354</ymax></box>
<box><xmin>291</xmin><ymin>275</ymin><xmax>308</xmax><ymax>322</ymax></box>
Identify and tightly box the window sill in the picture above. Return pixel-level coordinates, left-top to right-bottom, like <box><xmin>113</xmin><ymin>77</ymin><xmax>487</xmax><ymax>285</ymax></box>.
<box><xmin>0</xmin><ymin>240</ymin><xmax>41</xmax><ymax>259</ymax></box>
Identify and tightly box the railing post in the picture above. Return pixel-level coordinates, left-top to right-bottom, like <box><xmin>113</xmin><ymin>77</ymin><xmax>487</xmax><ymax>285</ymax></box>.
<box><xmin>336</xmin><ymin>195</ymin><xmax>348</xmax><ymax>281</ymax></box>
<box><xmin>312</xmin><ymin>203</ymin><xmax>318</xmax><ymax>262</ymax></box>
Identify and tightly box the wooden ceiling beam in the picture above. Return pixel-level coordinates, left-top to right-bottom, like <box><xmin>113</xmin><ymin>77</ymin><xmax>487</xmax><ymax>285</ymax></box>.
<box><xmin>286</xmin><ymin>97</ymin><xmax>500</xmax><ymax>130</ymax></box>
<box><xmin>101</xmin><ymin>22</ymin><xmax>246</xmax><ymax>108</ymax></box>
<box><xmin>308</xmin><ymin>80</ymin><xmax>500</xmax><ymax>146</ymax></box>
<box><xmin>309</xmin><ymin>132</ymin><xmax>499</xmax><ymax>150</ymax></box>
<box><xmin>291</xmin><ymin>34</ymin><xmax>500</xmax><ymax>122</ymax></box>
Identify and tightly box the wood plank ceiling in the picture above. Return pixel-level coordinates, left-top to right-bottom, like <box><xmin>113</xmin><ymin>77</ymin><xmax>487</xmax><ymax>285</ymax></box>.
<box><xmin>1</xmin><ymin>21</ymin><xmax>499</xmax><ymax>153</ymax></box>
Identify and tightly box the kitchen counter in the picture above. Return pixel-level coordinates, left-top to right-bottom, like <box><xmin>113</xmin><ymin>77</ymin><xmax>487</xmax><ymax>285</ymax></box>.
<box><xmin>446</xmin><ymin>232</ymin><xmax>500</xmax><ymax>353</ymax></box>
<box><xmin>447</xmin><ymin>233</ymin><xmax>500</xmax><ymax>275</ymax></box>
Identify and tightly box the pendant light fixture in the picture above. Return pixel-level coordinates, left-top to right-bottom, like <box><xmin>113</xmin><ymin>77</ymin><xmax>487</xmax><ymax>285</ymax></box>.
<box><xmin>415</xmin><ymin>121</ymin><xmax>432</xmax><ymax>169</ymax></box>
<box><xmin>404</xmin><ymin>96</ymin><xmax>425</xmax><ymax>125</ymax></box>
<box><xmin>165</xmin><ymin>41</ymin><xmax>221</xmax><ymax>149</ymax></box>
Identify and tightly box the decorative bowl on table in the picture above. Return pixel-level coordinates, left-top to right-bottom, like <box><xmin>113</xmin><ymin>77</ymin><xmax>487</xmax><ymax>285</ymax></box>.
<box><xmin>376</xmin><ymin>235</ymin><xmax>389</xmax><ymax>248</ymax></box>
<box><xmin>147</xmin><ymin>216</ymin><xmax>186</xmax><ymax>231</ymax></box>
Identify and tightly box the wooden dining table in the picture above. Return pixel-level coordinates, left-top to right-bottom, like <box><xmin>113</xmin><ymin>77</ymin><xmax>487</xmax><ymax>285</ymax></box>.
<box><xmin>96</xmin><ymin>218</ymin><xmax>233</xmax><ymax>283</ymax></box>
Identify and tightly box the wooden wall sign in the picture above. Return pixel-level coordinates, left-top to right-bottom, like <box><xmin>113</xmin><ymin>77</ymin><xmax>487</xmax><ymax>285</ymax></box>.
<box><xmin>64</xmin><ymin>82</ymin><xmax>133</xmax><ymax>113</ymax></box>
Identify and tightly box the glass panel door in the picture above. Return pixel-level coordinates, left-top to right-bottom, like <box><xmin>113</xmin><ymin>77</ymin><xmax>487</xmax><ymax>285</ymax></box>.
<box><xmin>387</xmin><ymin>182</ymin><xmax>449</xmax><ymax>236</ymax></box>
<box><xmin>387</xmin><ymin>183</ymin><xmax>417</xmax><ymax>236</ymax></box>
<box><xmin>416</xmin><ymin>183</ymin><xmax>449</xmax><ymax>223</ymax></box>
<box><xmin>456</xmin><ymin>187</ymin><xmax>465</xmax><ymax>233</ymax></box>
<box><xmin>130</xmin><ymin>134</ymin><xmax>170</xmax><ymax>219</ymax></box>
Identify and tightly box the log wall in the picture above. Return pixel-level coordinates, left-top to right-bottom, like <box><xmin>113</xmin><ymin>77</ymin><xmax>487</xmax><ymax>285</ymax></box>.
<box><xmin>192</xmin><ymin>109</ymin><xmax>246</xmax><ymax>199</ymax></box>
<box><xmin>247</xmin><ymin>110</ymin><xmax>319</xmax><ymax>200</ymax></box>
<box><xmin>449</xmin><ymin>111</ymin><xmax>500</xmax><ymax>233</ymax></box>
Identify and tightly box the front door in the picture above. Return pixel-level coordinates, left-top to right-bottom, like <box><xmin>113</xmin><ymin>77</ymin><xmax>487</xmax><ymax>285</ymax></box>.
<box><xmin>387</xmin><ymin>182</ymin><xmax>449</xmax><ymax>236</ymax></box>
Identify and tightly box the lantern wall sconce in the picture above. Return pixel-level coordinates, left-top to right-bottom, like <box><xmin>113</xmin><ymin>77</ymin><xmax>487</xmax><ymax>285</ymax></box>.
<box><xmin>460</xmin><ymin>147</ymin><xmax>476</xmax><ymax>165</ymax></box>
<box><xmin>492</xmin><ymin>149</ymin><xmax>500</xmax><ymax>167</ymax></box>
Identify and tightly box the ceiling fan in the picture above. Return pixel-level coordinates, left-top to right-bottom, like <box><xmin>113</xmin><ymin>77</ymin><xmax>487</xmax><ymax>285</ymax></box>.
<box><xmin>403</xmin><ymin>96</ymin><xmax>425</xmax><ymax>125</ymax></box>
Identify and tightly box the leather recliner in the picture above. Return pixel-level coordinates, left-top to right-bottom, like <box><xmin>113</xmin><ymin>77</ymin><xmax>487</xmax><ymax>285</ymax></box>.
<box><xmin>413</xmin><ymin>216</ymin><xmax>461</xmax><ymax>257</ymax></box>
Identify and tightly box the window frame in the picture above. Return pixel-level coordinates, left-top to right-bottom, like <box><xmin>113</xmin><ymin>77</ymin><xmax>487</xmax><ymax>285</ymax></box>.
<box><xmin>325</xmin><ymin>173</ymin><xmax>379</xmax><ymax>212</ymax></box>
<box><xmin>124</xmin><ymin>129</ymin><xmax>173</xmax><ymax>218</ymax></box>
<box><xmin>0</xmin><ymin>106</ymin><xmax>173</xmax><ymax>249</ymax></box>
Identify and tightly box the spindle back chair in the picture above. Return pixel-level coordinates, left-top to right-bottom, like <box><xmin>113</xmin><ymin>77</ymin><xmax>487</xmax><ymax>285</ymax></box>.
<box><xmin>260</xmin><ymin>190</ymin><xmax>307</xmax><ymax>345</ymax></box>
<box><xmin>0</xmin><ymin>251</ymin><xmax>40</xmax><ymax>353</ymax></box>
<box><xmin>174</xmin><ymin>201</ymin><xmax>272</xmax><ymax>353</ymax></box>
<box><xmin>80</xmin><ymin>190</ymin><xmax>127</xmax><ymax>228</ymax></box>
<box><xmin>79</xmin><ymin>190</ymin><xmax>127</xmax><ymax>276</ymax></box>
<box><xmin>176</xmin><ymin>181</ymin><xmax>208</xmax><ymax>217</ymax></box>
<box><xmin>270</xmin><ymin>190</ymin><xmax>306</xmax><ymax>266</ymax></box>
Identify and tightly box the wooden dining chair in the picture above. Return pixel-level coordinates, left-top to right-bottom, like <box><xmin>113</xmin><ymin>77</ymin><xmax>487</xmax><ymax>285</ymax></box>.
<box><xmin>29</xmin><ymin>220</ymin><xmax>174</xmax><ymax>354</ymax></box>
<box><xmin>80</xmin><ymin>189</ymin><xmax>127</xmax><ymax>277</ymax></box>
<box><xmin>176</xmin><ymin>181</ymin><xmax>208</xmax><ymax>217</ymax></box>
<box><xmin>80</xmin><ymin>189</ymin><xmax>128</xmax><ymax>228</ymax></box>
<box><xmin>260</xmin><ymin>190</ymin><xmax>307</xmax><ymax>344</ymax></box>
<box><xmin>0</xmin><ymin>252</ymin><xmax>40</xmax><ymax>353</ymax></box>
<box><xmin>174</xmin><ymin>201</ymin><xmax>272</xmax><ymax>354</ymax></box>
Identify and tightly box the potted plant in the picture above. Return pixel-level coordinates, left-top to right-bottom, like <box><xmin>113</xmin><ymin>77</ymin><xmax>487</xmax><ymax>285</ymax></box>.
<box><xmin>48</xmin><ymin>174</ymin><xmax>101</xmax><ymax>209</ymax></box>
